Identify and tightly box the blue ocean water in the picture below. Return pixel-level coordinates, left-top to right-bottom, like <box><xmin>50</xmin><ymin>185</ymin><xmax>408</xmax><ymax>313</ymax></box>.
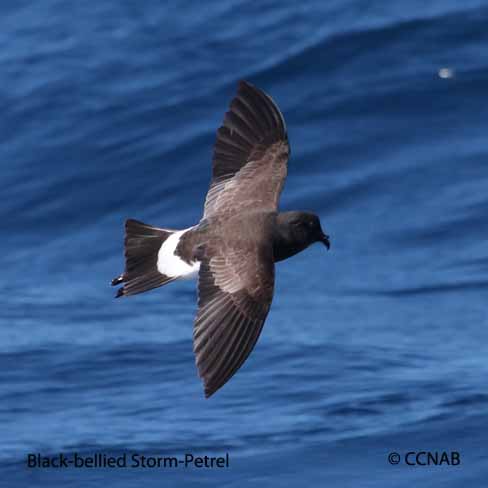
<box><xmin>1</xmin><ymin>1</ymin><xmax>488</xmax><ymax>486</ymax></box>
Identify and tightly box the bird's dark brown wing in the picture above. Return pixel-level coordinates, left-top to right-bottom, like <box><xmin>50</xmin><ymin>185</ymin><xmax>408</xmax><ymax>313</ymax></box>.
<box><xmin>193</xmin><ymin>236</ymin><xmax>275</xmax><ymax>397</ymax></box>
<box><xmin>203</xmin><ymin>80</ymin><xmax>290</xmax><ymax>218</ymax></box>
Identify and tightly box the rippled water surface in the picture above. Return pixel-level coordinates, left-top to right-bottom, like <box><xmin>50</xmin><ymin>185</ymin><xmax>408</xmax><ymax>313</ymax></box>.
<box><xmin>1</xmin><ymin>1</ymin><xmax>488</xmax><ymax>486</ymax></box>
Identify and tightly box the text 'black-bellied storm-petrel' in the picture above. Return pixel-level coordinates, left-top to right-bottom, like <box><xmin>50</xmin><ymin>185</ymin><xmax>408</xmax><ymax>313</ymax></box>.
<box><xmin>112</xmin><ymin>81</ymin><xmax>331</xmax><ymax>397</ymax></box>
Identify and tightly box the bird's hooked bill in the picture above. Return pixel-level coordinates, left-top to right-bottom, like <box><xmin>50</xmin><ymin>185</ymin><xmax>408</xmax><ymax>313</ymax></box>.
<box><xmin>320</xmin><ymin>233</ymin><xmax>331</xmax><ymax>250</ymax></box>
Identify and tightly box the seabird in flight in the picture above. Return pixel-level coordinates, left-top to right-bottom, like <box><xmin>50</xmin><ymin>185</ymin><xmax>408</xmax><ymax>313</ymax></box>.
<box><xmin>112</xmin><ymin>81</ymin><xmax>331</xmax><ymax>397</ymax></box>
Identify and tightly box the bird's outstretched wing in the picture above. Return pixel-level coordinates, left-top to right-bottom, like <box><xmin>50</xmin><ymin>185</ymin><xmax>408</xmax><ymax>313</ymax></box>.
<box><xmin>203</xmin><ymin>80</ymin><xmax>289</xmax><ymax>218</ymax></box>
<box><xmin>193</xmin><ymin>235</ymin><xmax>275</xmax><ymax>397</ymax></box>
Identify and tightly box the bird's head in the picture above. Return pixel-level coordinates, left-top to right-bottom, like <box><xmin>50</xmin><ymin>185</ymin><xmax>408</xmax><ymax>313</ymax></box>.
<box><xmin>290</xmin><ymin>211</ymin><xmax>330</xmax><ymax>249</ymax></box>
<box><xmin>279</xmin><ymin>211</ymin><xmax>330</xmax><ymax>251</ymax></box>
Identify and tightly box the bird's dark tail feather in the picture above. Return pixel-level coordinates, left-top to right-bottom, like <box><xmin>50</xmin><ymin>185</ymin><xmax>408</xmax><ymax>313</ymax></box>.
<box><xmin>111</xmin><ymin>219</ymin><xmax>177</xmax><ymax>297</ymax></box>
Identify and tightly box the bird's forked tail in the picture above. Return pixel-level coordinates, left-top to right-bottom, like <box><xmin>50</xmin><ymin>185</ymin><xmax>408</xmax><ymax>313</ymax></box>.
<box><xmin>111</xmin><ymin>219</ymin><xmax>179</xmax><ymax>297</ymax></box>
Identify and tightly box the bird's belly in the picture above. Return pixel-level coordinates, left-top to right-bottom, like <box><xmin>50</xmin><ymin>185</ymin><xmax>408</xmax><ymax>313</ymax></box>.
<box><xmin>157</xmin><ymin>228</ymin><xmax>200</xmax><ymax>279</ymax></box>
<box><xmin>180</xmin><ymin>261</ymin><xmax>200</xmax><ymax>280</ymax></box>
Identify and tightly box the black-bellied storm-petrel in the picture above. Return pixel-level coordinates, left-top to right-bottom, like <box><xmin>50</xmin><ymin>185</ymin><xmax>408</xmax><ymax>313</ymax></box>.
<box><xmin>112</xmin><ymin>81</ymin><xmax>330</xmax><ymax>397</ymax></box>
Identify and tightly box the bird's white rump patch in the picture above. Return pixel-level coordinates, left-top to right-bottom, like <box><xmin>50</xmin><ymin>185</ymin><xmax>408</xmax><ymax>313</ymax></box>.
<box><xmin>157</xmin><ymin>228</ymin><xmax>200</xmax><ymax>279</ymax></box>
